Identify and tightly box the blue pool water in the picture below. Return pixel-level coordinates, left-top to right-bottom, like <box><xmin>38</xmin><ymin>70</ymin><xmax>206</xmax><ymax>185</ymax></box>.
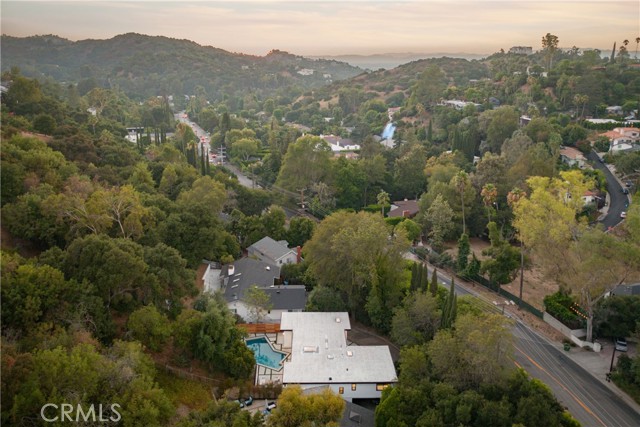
<box><xmin>246</xmin><ymin>337</ymin><xmax>287</xmax><ymax>370</ymax></box>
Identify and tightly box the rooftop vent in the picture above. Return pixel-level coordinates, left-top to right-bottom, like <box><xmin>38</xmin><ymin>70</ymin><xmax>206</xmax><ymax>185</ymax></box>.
<box><xmin>303</xmin><ymin>346</ymin><xmax>318</xmax><ymax>353</ymax></box>
<box><xmin>347</xmin><ymin>350</ymin><xmax>353</xmax><ymax>357</ymax></box>
<box><xmin>327</xmin><ymin>354</ymin><xmax>334</xmax><ymax>360</ymax></box>
<box><xmin>266</xmin><ymin>266</ymin><xmax>271</xmax><ymax>271</ymax></box>
<box><xmin>335</xmin><ymin>317</ymin><xmax>341</xmax><ymax>323</ymax></box>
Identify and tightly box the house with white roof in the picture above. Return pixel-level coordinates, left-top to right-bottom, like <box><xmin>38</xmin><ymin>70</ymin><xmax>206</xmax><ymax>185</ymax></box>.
<box><xmin>279</xmin><ymin>312</ymin><xmax>397</xmax><ymax>402</ymax></box>
<box><xmin>320</xmin><ymin>135</ymin><xmax>361</xmax><ymax>153</ymax></box>
<box><xmin>202</xmin><ymin>258</ymin><xmax>306</xmax><ymax>323</ymax></box>
<box><xmin>248</xmin><ymin>236</ymin><xmax>299</xmax><ymax>266</ymax></box>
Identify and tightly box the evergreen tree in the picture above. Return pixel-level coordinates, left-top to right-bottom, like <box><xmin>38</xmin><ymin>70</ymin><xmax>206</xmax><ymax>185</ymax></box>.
<box><xmin>457</xmin><ymin>233</ymin><xmax>470</xmax><ymax>273</ymax></box>
<box><xmin>429</xmin><ymin>268</ymin><xmax>438</xmax><ymax>297</ymax></box>
<box><xmin>410</xmin><ymin>262</ymin><xmax>419</xmax><ymax>291</ymax></box>
<box><xmin>427</xmin><ymin>120</ymin><xmax>433</xmax><ymax>142</ymax></box>
<box><xmin>441</xmin><ymin>278</ymin><xmax>457</xmax><ymax>329</ymax></box>
<box><xmin>420</xmin><ymin>265</ymin><xmax>429</xmax><ymax>291</ymax></box>
<box><xmin>464</xmin><ymin>253</ymin><xmax>481</xmax><ymax>279</ymax></box>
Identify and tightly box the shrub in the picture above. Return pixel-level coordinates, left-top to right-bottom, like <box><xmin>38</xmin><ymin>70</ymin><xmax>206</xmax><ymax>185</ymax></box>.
<box><xmin>543</xmin><ymin>291</ymin><xmax>583</xmax><ymax>329</ymax></box>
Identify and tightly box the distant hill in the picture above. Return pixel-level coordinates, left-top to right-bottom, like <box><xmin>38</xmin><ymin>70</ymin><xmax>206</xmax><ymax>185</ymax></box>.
<box><xmin>0</xmin><ymin>33</ymin><xmax>363</xmax><ymax>101</ymax></box>
<box><xmin>310</xmin><ymin>52</ymin><xmax>491</xmax><ymax>70</ymax></box>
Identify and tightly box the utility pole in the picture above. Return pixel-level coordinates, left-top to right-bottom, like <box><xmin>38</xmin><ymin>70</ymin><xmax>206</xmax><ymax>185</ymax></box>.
<box><xmin>296</xmin><ymin>188</ymin><xmax>306</xmax><ymax>210</ymax></box>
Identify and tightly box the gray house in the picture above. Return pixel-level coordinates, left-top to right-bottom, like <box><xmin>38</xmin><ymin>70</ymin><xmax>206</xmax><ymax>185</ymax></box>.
<box><xmin>248</xmin><ymin>236</ymin><xmax>299</xmax><ymax>266</ymax></box>
<box><xmin>202</xmin><ymin>257</ymin><xmax>306</xmax><ymax>323</ymax></box>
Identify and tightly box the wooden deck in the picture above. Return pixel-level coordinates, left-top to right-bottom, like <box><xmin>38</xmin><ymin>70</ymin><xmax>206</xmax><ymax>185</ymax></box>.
<box><xmin>237</xmin><ymin>323</ymin><xmax>281</xmax><ymax>334</ymax></box>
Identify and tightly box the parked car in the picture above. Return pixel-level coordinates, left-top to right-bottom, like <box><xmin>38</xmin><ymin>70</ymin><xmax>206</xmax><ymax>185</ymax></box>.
<box><xmin>243</xmin><ymin>396</ymin><xmax>253</xmax><ymax>407</ymax></box>
<box><xmin>615</xmin><ymin>338</ymin><xmax>628</xmax><ymax>352</ymax></box>
<box><xmin>622</xmin><ymin>188</ymin><xmax>629</xmax><ymax>194</ymax></box>
<box><xmin>620</xmin><ymin>211</ymin><xmax>627</xmax><ymax>219</ymax></box>
<box><xmin>266</xmin><ymin>401</ymin><xmax>277</xmax><ymax>411</ymax></box>
<box><xmin>234</xmin><ymin>399</ymin><xmax>244</xmax><ymax>408</ymax></box>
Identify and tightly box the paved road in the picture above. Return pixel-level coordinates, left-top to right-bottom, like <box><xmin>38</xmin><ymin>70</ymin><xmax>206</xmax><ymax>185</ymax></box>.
<box><xmin>587</xmin><ymin>151</ymin><xmax>629</xmax><ymax>229</ymax></box>
<box><xmin>406</xmin><ymin>252</ymin><xmax>640</xmax><ymax>426</ymax></box>
<box><xmin>513</xmin><ymin>321</ymin><xmax>640</xmax><ymax>427</ymax></box>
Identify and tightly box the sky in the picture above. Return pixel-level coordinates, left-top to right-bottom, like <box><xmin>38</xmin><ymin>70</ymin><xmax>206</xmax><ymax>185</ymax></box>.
<box><xmin>1</xmin><ymin>1</ymin><xmax>639</xmax><ymax>56</ymax></box>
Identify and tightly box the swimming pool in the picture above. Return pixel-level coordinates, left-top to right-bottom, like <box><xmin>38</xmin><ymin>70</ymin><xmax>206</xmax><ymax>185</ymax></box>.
<box><xmin>246</xmin><ymin>336</ymin><xmax>287</xmax><ymax>371</ymax></box>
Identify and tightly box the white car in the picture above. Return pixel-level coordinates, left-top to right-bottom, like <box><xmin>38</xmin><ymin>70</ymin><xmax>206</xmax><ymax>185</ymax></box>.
<box><xmin>615</xmin><ymin>338</ymin><xmax>628</xmax><ymax>352</ymax></box>
<box><xmin>620</xmin><ymin>211</ymin><xmax>627</xmax><ymax>219</ymax></box>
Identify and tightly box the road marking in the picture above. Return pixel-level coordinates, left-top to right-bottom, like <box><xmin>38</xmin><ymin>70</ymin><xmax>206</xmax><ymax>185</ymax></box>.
<box><xmin>515</xmin><ymin>345</ymin><xmax>607</xmax><ymax>427</ymax></box>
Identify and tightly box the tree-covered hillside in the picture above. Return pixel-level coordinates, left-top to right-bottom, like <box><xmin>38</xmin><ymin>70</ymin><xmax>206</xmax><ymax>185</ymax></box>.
<box><xmin>1</xmin><ymin>33</ymin><xmax>363</xmax><ymax>101</ymax></box>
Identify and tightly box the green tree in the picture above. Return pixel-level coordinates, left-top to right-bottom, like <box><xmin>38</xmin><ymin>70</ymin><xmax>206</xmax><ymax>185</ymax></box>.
<box><xmin>423</xmin><ymin>194</ymin><xmax>455</xmax><ymax>251</ymax></box>
<box><xmin>391</xmin><ymin>290</ymin><xmax>441</xmax><ymax>346</ymax></box>
<box><xmin>192</xmin><ymin>294</ymin><xmax>255</xmax><ymax>378</ymax></box>
<box><xmin>396</xmin><ymin>218</ymin><xmax>421</xmax><ymax>243</ymax></box>
<box><xmin>33</xmin><ymin>113</ymin><xmax>57</xmax><ymax>134</ymax></box>
<box><xmin>286</xmin><ymin>216</ymin><xmax>315</xmax><ymax>247</ymax></box>
<box><xmin>230</xmin><ymin>137</ymin><xmax>260</xmax><ymax>161</ymax></box>
<box><xmin>440</xmin><ymin>279</ymin><xmax>457</xmax><ymax>329</ymax></box>
<box><xmin>428</xmin><ymin>313</ymin><xmax>513</xmax><ymax>389</ymax></box>
<box><xmin>456</xmin><ymin>233</ymin><xmax>470</xmax><ymax>273</ymax></box>
<box><xmin>245</xmin><ymin>286</ymin><xmax>273</xmax><ymax>323</ymax></box>
<box><xmin>127</xmin><ymin>305</ymin><xmax>172</xmax><ymax>352</ymax></box>
<box><xmin>481</xmin><ymin>222</ymin><xmax>521</xmax><ymax>286</ymax></box>
<box><xmin>304</xmin><ymin>211</ymin><xmax>409</xmax><ymax>322</ymax></box>
<box><xmin>276</xmin><ymin>135</ymin><xmax>332</xmax><ymax>191</ymax></box>
<box><xmin>305</xmin><ymin>286</ymin><xmax>348</xmax><ymax>312</ymax></box>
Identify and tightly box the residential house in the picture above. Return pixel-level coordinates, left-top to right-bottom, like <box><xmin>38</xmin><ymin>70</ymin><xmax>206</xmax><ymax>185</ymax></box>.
<box><xmin>248</xmin><ymin>236</ymin><xmax>299</xmax><ymax>266</ymax></box>
<box><xmin>280</xmin><ymin>312</ymin><xmax>397</xmax><ymax>402</ymax></box>
<box><xmin>202</xmin><ymin>257</ymin><xmax>306</xmax><ymax>323</ymax></box>
<box><xmin>440</xmin><ymin>99</ymin><xmax>481</xmax><ymax>111</ymax></box>
<box><xmin>605</xmin><ymin>106</ymin><xmax>623</xmax><ymax>116</ymax></box>
<box><xmin>387</xmin><ymin>199</ymin><xmax>419</xmax><ymax>219</ymax></box>
<box><xmin>509</xmin><ymin>46</ymin><xmax>533</xmax><ymax>55</ymax></box>
<box><xmin>320</xmin><ymin>135</ymin><xmax>361</xmax><ymax>154</ymax></box>
<box><xmin>600</xmin><ymin>127</ymin><xmax>640</xmax><ymax>153</ymax></box>
<box><xmin>559</xmin><ymin>146</ymin><xmax>587</xmax><ymax>168</ymax></box>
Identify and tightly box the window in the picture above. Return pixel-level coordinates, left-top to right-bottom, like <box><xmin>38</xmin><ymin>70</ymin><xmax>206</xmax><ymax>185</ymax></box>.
<box><xmin>338</xmin><ymin>387</ymin><xmax>344</xmax><ymax>394</ymax></box>
<box><xmin>376</xmin><ymin>384</ymin><xmax>389</xmax><ymax>391</ymax></box>
<box><xmin>351</xmin><ymin>384</ymin><xmax>356</xmax><ymax>391</ymax></box>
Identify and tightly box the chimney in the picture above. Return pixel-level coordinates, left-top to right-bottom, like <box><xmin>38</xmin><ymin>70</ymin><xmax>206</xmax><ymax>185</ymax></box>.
<box><xmin>296</xmin><ymin>246</ymin><xmax>302</xmax><ymax>264</ymax></box>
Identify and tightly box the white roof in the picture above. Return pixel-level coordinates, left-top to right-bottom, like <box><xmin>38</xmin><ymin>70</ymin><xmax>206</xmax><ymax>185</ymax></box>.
<box><xmin>280</xmin><ymin>312</ymin><xmax>397</xmax><ymax>384</ymax></box>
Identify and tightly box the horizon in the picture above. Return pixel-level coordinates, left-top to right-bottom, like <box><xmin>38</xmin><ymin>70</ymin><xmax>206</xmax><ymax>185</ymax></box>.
<box><xmin>2</xmin><ymin>1</ymin><xmax>638</xmax><ymax>57</ymax></box>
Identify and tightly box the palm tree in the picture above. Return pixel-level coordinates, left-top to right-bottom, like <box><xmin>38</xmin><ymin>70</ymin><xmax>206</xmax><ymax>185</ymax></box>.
<box><xmin>377</xmin><ymin>190</ymin><xmax>390</xmax><ymax>217</ymax></box>
<box><xmin>635</xmin><ymin>37</ymin><xmax>640</xmax><ymax>60</ymax></box>
<box><xmin>452</xmin><ymin>171</ymin><xmax>470</xmax><ymax>234</ymax></box>
<box><xmin>481</xmin><ymin>183</ymin><xmax>498</xmax><ymax>222</ymax></box>
<box><xmin>508</xmin><ymin>188</ymin><xmax>527</xmax><ymax>306</ymax></box>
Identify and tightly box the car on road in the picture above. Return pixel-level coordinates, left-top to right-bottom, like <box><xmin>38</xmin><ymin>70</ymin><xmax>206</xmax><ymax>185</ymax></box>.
<box><xmin>620</xmin><ymin>211</ymin><xmax>627</xmax><ymax>218</ymax></box>
<box><xmin>625</xmin><ymin>181</ymin><xmax>633</xmax><ymax>188</ymax></box>
<box><xmin>622</xmin><ymin>187</ymin><xmax>629</xmax><ymax>194</ymax></box>
<box><xmin>266</xmin><ymin>401</ymin><xmax>277</xmax><ymax>411</ymax></box>
<box><xmin>615</xmin><ymin>338</ymin><xmax>628</xmax><ymax>352</ymax></box>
